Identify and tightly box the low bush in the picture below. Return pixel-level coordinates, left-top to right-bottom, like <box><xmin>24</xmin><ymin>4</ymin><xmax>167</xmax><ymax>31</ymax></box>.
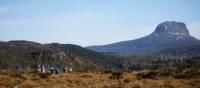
<box><xmin>124</xmin><ymin>78</ymin><xmax>130</xmax><ymax>83</ymax></box>
<box><xmin>103</xmin><ymin>70</ymin><xmax>113</xmax><ymax>74</ymax></box>
<box><xmin>174</xmin><ymin>68</ymin><xmax>200</xmax><ymax>79</ymax></box>
<box><xmin>109</xmin><ymin>71</ymin><xmax>123</xmax><ymax>80</ymax></box>
<box><xmin>136</xmin><ymin>68</ymin><xmax>200</xmax><ymax>80</ymax></box>
<box><xmin>136</xmin><ymin>70</ymin><xmax>159</xmax><ymax>80</ymax></box>
<box><xmin>159</xmin><ymin>69</ymin><xmax>175</xmax><ymax>77</ymax></box>
<box><xmin>38</xmin><ymin>73</ymin><xmax>51</xmax><ymax>79</ymax></box>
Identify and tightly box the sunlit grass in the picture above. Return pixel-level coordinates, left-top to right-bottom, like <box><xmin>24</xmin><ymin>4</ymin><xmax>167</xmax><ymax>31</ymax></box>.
<box><xmin>0</xmin><ymin>69</ymin><xmax>200</xmax><ymax>88</ymax></box>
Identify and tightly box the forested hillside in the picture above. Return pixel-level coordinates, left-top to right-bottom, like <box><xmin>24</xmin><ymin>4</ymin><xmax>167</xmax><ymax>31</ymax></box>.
<box><xmin>0</xmin><ymin>40</ymin><xmax>200</xmax><ymax>72</ymax></box>
<box><xmin>0</xmin><ymin>40</ymin><xmax>122</xmax><ymax>72</ymax></box>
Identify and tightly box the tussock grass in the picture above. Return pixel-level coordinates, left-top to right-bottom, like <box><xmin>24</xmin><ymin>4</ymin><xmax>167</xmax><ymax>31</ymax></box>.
<box><xmin>0</xmin><ymin>69</ymin><xmax>200</xmax><ymax>88</ymax></box>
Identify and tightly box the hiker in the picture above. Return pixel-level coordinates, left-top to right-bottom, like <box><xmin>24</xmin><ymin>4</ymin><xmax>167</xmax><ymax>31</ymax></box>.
<box><xmin>55</xmin><ymin>66</ymin><xmax>61</xmax><ymax>74</ymax></box>
<box><xmin>37</xmin><ymin>64</ymin><xmax>42</xmax><ymax>73</ymax></box>
<box><xmin>63</xmin><ymin>65</ymin><xmax>73</xmax><ymax>73</ymax></box>
<box><xmin>45</xmin><ymin>66</ymin><xmax>48</xmax><ymax>73</ymax></box>
<box><xmin>69</xmin><ymin>67</ymin><xmax>73</xmax><ymax>72</ymax></box>
<box><xmin>64</xmin><ymin>66</ymin><xmax>68</xmax><ymax>73</ymax></box>
<box><xmin>42</xmin><ymin>66</ymin><xmax>46</xmax><ymax>73</ymax></box>
<box><xmin>55</xmin><ymin>68</ymin><xmax>58</xmax><ymax>74</ymax></box>
<box><xmin>50</xmin><ymin>67</ymin><xmax>54</xmax><ymax>74</ymax></box>
<box><xmin>47</xmin><ymin>65</ymin><xmax>51</xmax><ymax>73</ymax></box>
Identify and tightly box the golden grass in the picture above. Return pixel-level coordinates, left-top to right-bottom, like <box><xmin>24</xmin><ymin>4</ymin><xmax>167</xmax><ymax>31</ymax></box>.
<box><xmin>0</xmin><ymin>71</ymin><xmax>200</xmax><ymax>88</ymax></box>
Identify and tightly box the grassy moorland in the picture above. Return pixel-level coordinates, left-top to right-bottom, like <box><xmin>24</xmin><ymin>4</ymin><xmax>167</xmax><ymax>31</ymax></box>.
<box><xmin>0</xmin><ymin>68</ymin><xmax>200</xmax><ymax>88</ymax></box>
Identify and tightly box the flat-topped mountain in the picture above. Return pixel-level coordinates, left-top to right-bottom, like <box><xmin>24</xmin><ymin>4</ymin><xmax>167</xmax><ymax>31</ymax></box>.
<box><xmin>87</xmin><ymin>21</ymin><xmax>200</xmax><ymax>55</ymax></box>
<box><xmin>153</xmin><ymin>21</ymin><xmax>189</xmax><ymax>35</ymax></box>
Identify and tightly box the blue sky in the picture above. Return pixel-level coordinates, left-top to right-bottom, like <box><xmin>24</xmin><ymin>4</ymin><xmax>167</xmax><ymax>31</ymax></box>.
<box><xmin>0</xmin><ymin>0</ymin><xmax>200</xmax><ymax>46</ymax></box>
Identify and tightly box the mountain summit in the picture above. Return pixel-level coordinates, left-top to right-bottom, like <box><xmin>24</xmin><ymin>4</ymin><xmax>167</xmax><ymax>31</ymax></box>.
<box><xmin>87</xmin><ymin>21</ymin><xmax>200</xmax><ymax>54</ymax></box>
<box><xmin>153</xmin><ymin>21</ymin><xmax>189</xmax><ymax>35</ymax></box>
<box><xmin>150</xmin><ymin>21</ymin><xmax>192</xmax><ymax>41</ymax></box>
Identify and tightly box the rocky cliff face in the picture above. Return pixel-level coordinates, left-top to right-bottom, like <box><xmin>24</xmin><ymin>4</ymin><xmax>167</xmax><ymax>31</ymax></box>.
<box><xmin>87</xmin><ymin>21</ymin><xmax>200</xmax><ymax>54</ymax></box>
<box><xmin>152</xmin><ymin>21</ymin><xmax>191</xmax><ymax>40</ymax></box>
<box><xmin>153</xmin><ymin>21</ymin><xmax>189</xmax><ymax>35</ymax></box>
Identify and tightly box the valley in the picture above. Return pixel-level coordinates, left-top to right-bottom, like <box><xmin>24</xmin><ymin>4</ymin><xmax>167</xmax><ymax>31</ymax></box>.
<box><xmin>0</xmin><ymin>21</ymin><xmax>200</xmax><ymax>88</ymax></box>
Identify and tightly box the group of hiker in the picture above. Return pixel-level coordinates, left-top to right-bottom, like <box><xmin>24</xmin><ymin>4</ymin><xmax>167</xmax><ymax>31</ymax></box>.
<box><xmin>34</xmin><ymin>64</ymin><xmax>73</xmax><ymax>74</ymax></box>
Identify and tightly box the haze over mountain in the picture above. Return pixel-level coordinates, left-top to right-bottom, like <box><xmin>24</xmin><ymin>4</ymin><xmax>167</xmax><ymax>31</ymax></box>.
<box><xmin>87</xmin><ymin>21</ymin><xmax>200</xmax><ymax>55</ymax></box>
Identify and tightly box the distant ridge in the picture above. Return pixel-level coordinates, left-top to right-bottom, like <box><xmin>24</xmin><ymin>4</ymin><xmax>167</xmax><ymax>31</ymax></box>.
<box><xmin>87</xmin><ymin>21</ymin><xmax>200</xmax><ymax>55</ymax></box>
